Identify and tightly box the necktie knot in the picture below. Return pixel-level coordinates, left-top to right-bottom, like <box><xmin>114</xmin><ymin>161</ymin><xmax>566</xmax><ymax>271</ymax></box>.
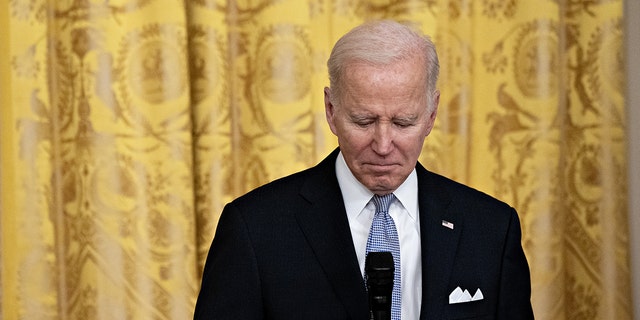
<box><xmin>372</xmin><ymin>194</ymin><xmax>395</xmax><ymax>214</ymax></box>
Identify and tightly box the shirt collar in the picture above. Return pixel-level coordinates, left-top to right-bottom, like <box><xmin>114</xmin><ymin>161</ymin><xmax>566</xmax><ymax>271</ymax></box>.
<box><xmin>335</xmin><ymin>151</ymin><xmax>419</xmax><ymax>221</ymax></box>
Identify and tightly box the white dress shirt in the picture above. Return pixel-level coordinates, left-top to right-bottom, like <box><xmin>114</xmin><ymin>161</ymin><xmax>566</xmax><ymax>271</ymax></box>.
<box><xmin>335</xmin><ymin>152</ymin><xmax>422</xmax><ymax>319</ymax></box>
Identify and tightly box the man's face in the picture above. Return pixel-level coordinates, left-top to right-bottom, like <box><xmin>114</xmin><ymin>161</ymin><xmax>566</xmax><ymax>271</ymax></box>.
<box><xmin>325</xmin><ymin>57</ymin><xmax>439</xmax><ymax>195</ymax></box>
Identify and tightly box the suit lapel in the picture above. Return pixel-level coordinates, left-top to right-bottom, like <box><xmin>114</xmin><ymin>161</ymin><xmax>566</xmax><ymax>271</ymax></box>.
<box><xmin>295</xmin><ymin>150</ymin><xmax>369</xmax><ymax>318</ymax></box>
<box><xmin>416</xmin><ymin>164</ymin><xmax>462</xmax><ymax>318</ymax></box>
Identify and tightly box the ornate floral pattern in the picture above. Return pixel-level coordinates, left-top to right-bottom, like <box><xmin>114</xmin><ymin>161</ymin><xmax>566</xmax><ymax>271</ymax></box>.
<box><xmin>0</xmin><ymin>0</ymin><xmax>629</xmax><ymax>319</ymax></box>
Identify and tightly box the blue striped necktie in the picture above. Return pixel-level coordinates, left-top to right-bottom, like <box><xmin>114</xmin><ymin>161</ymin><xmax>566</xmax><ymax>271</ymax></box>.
<box><xmin>365</xmin><ymin>194</ymin><xmax>401</xmax><ymax>320</ymax></box>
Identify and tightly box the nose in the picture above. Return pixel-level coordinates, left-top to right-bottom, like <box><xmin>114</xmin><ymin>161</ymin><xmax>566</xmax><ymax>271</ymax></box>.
<box><xmin>372</xmin><ymin>123</ymin><xmax>394</xmax><ymax>155</ymax></box>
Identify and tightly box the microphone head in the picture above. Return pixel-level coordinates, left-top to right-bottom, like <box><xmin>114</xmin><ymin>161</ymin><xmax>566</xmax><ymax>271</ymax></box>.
<box><xmin>365</xmin><ymin>251</ymin><xmax>394</xmax><ymax>274</ymax></box>
<box><xmin>365</xmin><ymin>252</ymin><xmax>394</xmax><ymax>319</ymax></box>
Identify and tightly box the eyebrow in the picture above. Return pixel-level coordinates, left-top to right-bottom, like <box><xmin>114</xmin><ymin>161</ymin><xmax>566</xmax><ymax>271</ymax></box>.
<box><xmin>392</xmin><ymin>115</ymin><xmax>419</xmax><ymax>122</ymax></box>
<box><xmin>349</xmin><ymin>113</ymin><xmax>419</xmax><ymax>123</ymax></box>
<box><xmin>349</xmin><ymin>114</ymin><xmax>375</xmax><ymax>121</ymax></box>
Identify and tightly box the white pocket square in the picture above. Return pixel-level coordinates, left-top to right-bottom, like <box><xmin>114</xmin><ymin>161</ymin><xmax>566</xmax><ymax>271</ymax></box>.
<box><xmin>449</xmin><ymin>286</ymin><xmax>484</xmax><ymax>304</ymax></box>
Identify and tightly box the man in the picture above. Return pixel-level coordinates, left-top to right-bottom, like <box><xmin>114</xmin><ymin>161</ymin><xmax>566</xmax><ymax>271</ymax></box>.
<box><xmin>194</xmin><ymin>20</ymin><xmax>533</xmax><ymax>319</ymax></box>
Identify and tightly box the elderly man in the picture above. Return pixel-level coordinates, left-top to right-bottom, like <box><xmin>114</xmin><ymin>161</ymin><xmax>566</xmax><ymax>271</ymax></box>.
<box><xmin>194</xmin><ymin>20</ymin><xmax>534</xmax><ymax>320</ymax></box>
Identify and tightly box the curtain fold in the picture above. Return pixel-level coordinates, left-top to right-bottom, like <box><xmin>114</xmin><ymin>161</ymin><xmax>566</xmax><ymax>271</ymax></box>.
<box><xmin>0</xmin><ymin>0</ymin><xmax>630</xmax><ymax>319</ymax></box>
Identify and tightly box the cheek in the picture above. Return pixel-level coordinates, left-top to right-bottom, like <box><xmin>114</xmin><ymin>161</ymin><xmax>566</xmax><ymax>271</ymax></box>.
<box><xmin>398</xmin><ymin>131</ymin><xmax>428</xmax><ymax>154</ymax></box>
<box><xmin>338</xmin><ymin>131</ymin><xmax>370</xmax><ymax>151</ymax></box>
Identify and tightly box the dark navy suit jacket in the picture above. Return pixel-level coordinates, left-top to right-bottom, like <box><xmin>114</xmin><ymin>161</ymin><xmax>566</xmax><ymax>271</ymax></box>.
<box><xmin>194</xmin><ymin>149</ymin><xmax>534</xmax><ymax>319</ymax></box>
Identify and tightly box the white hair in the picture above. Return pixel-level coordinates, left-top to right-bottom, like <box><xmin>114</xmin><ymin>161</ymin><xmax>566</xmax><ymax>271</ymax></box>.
<box><xmin>327</xmin><ymin>20</ymin><xmax>439</xmax><ymax>109</ymax></box>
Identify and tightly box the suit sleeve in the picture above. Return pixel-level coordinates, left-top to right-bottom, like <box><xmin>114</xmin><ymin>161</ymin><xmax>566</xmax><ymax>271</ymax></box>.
<box><xmin>193</xmin><ymin>203</ymin><xmax>263</xmax><ymax>320</ymax></box>
<box><xmin>497</xmin><ymin>208</ymin><xmax>534</xmax><ymax>319</ymax></box>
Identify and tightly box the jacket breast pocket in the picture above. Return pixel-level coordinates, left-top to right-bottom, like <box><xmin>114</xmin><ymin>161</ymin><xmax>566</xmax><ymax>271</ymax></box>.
<box><xmin>444</xmin><ymin>300</ymin><xmax>493</xmax><ymax>320</ymax></box>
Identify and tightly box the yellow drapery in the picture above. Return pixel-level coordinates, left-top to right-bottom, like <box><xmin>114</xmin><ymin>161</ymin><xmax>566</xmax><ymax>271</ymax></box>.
<box><xmin>0</xmin><ymin>0</ymin><xmax>630</xmax><ymax>319</ymax></box>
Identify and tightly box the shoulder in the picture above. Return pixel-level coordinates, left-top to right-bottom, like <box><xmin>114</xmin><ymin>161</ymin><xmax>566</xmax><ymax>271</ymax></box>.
<box><xmin>229</xmin><ymin>167</ymin><xmax>312</xmax><ymax>209</ymax></box>
<box><xmin>419</xmin><ymin>166</ymin><xmax>511</xmax><ymax>208</ymax></box>
<box><xmin>416</xmin><ymin>165</ymin><xmax>518</xmax><ymax>230</ymax></box>
<box><xmin>229</xmin><ymin>149</ymin><xmax>340</xmax><ymax>211</ymax></box>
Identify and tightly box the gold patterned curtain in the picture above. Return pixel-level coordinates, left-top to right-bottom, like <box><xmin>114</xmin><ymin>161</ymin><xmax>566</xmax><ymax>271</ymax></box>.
<box><xmin>0</xmin><ymin>0</ymin><xmax>630</xmax><ymax>319</ymax></box>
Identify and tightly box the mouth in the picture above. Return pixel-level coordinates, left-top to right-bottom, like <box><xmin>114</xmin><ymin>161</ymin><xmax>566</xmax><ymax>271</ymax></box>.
<box><xmin>364</xmin><ymin>162</ymin><xmax>399</xmax><ymax>171</ymax></box>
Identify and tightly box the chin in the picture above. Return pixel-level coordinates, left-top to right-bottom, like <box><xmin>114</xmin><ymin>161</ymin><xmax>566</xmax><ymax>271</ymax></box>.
<box><xmin>364</xmin><ymin>180</ymin><xmax>400</xmax><ymax>194</ymax></box>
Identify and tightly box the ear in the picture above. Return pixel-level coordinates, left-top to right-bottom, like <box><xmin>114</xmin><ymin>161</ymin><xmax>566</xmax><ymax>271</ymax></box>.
<box><xmin>324</xmin><ymin>87</ymin><xmax>338</xmax><ymax>135</ymax></box>
<box><xmin>424</xmin><ymin>90</ymin><xmax>440</xmax><ymax>136</ymax></box>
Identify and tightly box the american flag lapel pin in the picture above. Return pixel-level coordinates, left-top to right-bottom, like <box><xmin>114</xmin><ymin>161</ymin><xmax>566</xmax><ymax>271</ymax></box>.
<box><xmin>442</xmin><ymin>220</ymin><xmax>454</xmax><ymax>230</ymax></box>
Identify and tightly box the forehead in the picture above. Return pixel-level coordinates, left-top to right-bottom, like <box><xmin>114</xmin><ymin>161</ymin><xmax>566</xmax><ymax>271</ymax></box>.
<box><xmin>338</xmin><ymin>59</ymin><xmax>428</xmax><ymax>111</ymax></box>
<box><xmin>344</xmin><ymin>55</ymin><xmax>425</xmax><ymax>80</ymax></box>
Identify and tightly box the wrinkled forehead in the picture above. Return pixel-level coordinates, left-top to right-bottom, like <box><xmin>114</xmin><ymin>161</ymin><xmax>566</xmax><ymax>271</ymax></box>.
<box><xmin>339</xmin><ymin>57</ymin><xmax>429</xmax><ymax>93</ymax></box>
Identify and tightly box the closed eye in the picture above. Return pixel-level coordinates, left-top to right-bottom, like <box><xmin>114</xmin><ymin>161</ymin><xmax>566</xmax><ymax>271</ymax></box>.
<box><xmin>394</xmin><ymin>121</ymin><xmax>414</xmax><ymax>128</ymax></box>
<box><xmin>350</xmin><ymin>115</ymin><xmax>376</xmax><ymax>127</ymax></box>
<box><xmin>393</xmin><ymin>116</ymin><xmax>418</xmax><ymax>128</ymax></box>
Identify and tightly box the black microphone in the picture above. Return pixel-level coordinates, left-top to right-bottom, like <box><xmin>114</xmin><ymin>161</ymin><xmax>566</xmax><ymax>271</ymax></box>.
<box><xmin>365</xmin><ymin>252</ymin><xmax>394</xmax><ymax>320</ymax></box>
